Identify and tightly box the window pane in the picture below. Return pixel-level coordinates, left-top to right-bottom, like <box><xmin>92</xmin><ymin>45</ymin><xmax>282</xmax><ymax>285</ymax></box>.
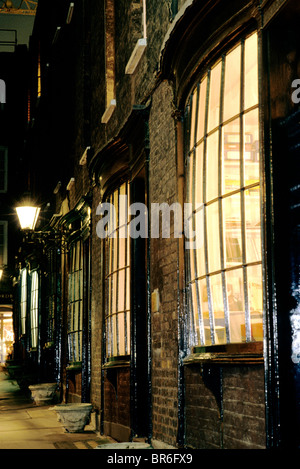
<box><xmin>245</xmin><ymin>187</ymin><xmax>261</xmax><ymax>263</ymax></box>
<box><xmin>223</xmin><ymin>193</ymin><xmax>242</xmax><ymax>268</ymax></box>
<box><xmin>189</xmin><ymin>88</ymin><xmax>198</xmax><ymax>149</ymax></box>
<box><xmin>112</xmin><ymin>313</ymin><xmax>117</xmax><ymax>355</ymax></box>
<box><xmin>223</xmin><ymin>44</ymin><xmax>241</xmax><ymax>122</ymax></box>
<box><xmin>113</xmin><ymin>233</ymin><xmax>118</xmax><ymax>271</ymax></box>
<box><xmin>112</xmin><ymin>272</ymin><xmax>117</xmax><ymax>314</ymax></box>
<box><xmin>200</xmin><ymin>278</ymin><xmax>211</xmax><ymax>346</ymax></box>
<box><xmin>207</xmin><ymin>61</ymin><xmax>222</xmax><ymax>132</ymax></box>
<box><xmin>119</xmin><ymin>184</ymin><xmax>128</xmax><ymax>240</ymax></box>
<box><xmin>113</xmin><ymin>189</ymin><xmax>119</xmax><ymax>226</ymax></box>
<box><xmin>196</xmin><ymin>77</ymin><xmax>207</xmax><ymax>142</ymax></box>
<box><xmin>107</xmin><ymin>274</ymin><xmax>111</xmax><ymax>314</ymax></box>
<box><xmin>126</xmin><ymin>310</ymin><xmax>130</xmax><ymax>354</ymax></box>
<box><xmin>188</xmin><ymin>283</ymin><xmax>196</xmax><ymax>343</ymax></box>
<box><xmin>119</xmin><ymin>236</ymin><xmax>126</xmax><ymax>269</ymax></box>
<box><xmin>244</xmin><ymin>109</ymin><xmax>260</xmax><ymax>185</ymax></box>
<box><xmin>118</xmin><ymin>269</ymin><xmax>125</xmax><ymax>311</ymax></box>
<box><xmin>244</xmin><ymin>33</ymin><xmax>258</xmax><ymax>110</ymax></box>
<box><xmin>30</xmin><ymin>271</ymin><xmax>39</xmax><ymax>349</ymax></box>
<box><xmin>206</xmin><ymin>131</ymin><xmax>219</xmax><ymax>202</ymax></box>
<box><xmin>107</xmin><ymin>316</ymin><xmax>112</xmax><ymax>357</ymax></box>
<box><xmin>191</xmin><ymin>280</ymin><xmax>206</xmax><ymax>345</ymax></box>
<box><xmin>210</xmin><ymin>274</ymin><xmax>226</xmax><ymax>344</ymax></box>
<box><xmin>189</xmin><ymin>238</ymin><xmax>196</xmax><ymax>282</ymax></box>
<box><xmin>206</xmin><ymin>202</ymin><xmax>221</xmax><ymax>272</ymax></box>
<box><xmin>222</xmin><ymin>119</ymin><xmax>240</xmax><ymax>194</ymax></box>
<box><xmin>247</xmin><ymin>264</ymin><xmax>263</xmax><ymax>341</ymax></box>
<box><xmin>74</xmin><ymin>302</ymin><xmax>79</xmax><ymax>332</ymax></box>
<box><xmin>226</xmin><ymin>268</ymin><xmax>245</xmax><ymax>343</ymax></box>
<box><xmin>187</xmin><ymin>152</ymin><xmax>194</xmax><ymax>207</ymax></box>
<box><xmin>195</xmin><ymin>143</ymin><xmax>204</xmax><ymax>206</ymax></box>
<box><xmin>195</xmin><ymin>206</ymin><xmax>205</xmax><ymax>276</ymax></box>
<box><xmin>126</xmin><ymin>267</ymin><xmax>130</xmax><ymax>311</ymax></box>
<box><xmin>118</xmin><ymin>313</ymin><xmax>125</xmax><ymax>355</ymax></box>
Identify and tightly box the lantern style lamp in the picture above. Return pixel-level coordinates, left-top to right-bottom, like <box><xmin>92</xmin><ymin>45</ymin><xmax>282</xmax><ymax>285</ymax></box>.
<box><xmin>16</xmin><ymin>204</ymin><xmax>41</xmax><ymax>231</ymax></box>
<box><xmin>0</xmin><ymin>269</ymin><xmax>3</xmax><ymax>281</ymax></box>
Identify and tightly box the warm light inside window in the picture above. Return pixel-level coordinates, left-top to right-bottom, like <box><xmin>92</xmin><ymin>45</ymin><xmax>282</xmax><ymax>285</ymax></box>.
<box><xmin>186</xmin><ymin>32</ymin><xmax>262</xmax><ymax>347</ymax></box>
<box><xmin>20</xmin><ymin>268</ymin><xmax>27</xmax><ymax>335</ymax></box>
<box><xmin>105</xmin><ymin>182</ymin><xmax>131</xmax><ymax>359</ymax></box>
<box><xmin>30</xmin><ymin>270</ymin><xmax>39</xmax><ymax>349</ymax></box>
<box><xmin>68</xmin><ymin>240</ymin><xmax>83</xmax><ymax>363</ymax></box>
<box><xmin>16</xmin><ymin>206</ymin><xmax>40</xmax><ymax>230</ymax></box>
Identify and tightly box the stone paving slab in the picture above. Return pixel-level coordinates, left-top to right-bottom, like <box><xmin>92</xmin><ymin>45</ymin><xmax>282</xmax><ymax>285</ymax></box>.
<box><xmin>0</xmin><ymin>370</ymin><xmax>115</xmax><ymax>450</ymax></box>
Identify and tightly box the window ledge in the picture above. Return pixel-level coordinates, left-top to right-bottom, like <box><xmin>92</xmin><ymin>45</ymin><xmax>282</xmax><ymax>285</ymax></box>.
<box><xmin>125</xmin><ymin>38</ymin><xmax>147</xmax><ymax>75</ymax></box>
<box><xmin>183</xmin><ymin>342</ymin><xmax>264</xmax><ymax>365</ymax></box>
<box><xmin>101</xmin><ymin>99</ymin><xmax>116</xmax><ymax>124</ymax></box>
<box><xmin>103</xmin><ymin>355</ymin><xmax>130</xmax><ymax>369</ymax></box>
<box><xmin>66</xmin><ymin>362</ymin><xmax>82</xmax><ymax>372</ymax></box>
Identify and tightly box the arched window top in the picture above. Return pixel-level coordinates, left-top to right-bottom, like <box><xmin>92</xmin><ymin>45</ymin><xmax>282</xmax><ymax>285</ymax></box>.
<box><xmin>159</xmin><ymin>0</ymin><xmax>259</xmax><ymax>108</ymax></box>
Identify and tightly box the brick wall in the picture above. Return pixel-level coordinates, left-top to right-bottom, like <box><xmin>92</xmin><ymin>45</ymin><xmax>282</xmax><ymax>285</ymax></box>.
<box><xmin>149</xmin><ymin>79</ymin><xmax>179</xmax><ymax>446</ymax></box>
<box><xmin>185</xmin><ymin>364</ymin><xmax>266</xmax><ymax>449</ymax></box>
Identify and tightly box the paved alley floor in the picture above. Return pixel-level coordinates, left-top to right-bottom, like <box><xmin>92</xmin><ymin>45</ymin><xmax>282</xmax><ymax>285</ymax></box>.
<box><xmin>0</xmin><ymin>369</ymin><xmax>113</xmax><ymax>450</ymax></box>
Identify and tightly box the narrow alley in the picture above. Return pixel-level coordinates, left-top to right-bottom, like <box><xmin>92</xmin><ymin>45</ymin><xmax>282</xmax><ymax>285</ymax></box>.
<box><xmin>1</xmin><ymin>0</ymin><xmax>300</xmax><ymax>452</ymax></box>
<box><xmin>0</xmin><ymin>366</ymin><xmax>113</xmax><ymax>449</ymax></box>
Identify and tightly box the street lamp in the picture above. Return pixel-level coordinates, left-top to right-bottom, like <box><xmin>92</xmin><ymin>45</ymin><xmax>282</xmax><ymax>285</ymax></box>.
<box><xmin>15</xmin><ymin>203</ymin><xmax>40</xmax><ymax>231</ymax></box>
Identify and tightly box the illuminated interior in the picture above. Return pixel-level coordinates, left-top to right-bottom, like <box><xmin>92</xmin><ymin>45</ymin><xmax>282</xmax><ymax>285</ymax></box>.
<box><xmin>20</xmin><ymin>268</ymin><xmax>27</xmax><ymax>335</ymax></box>
<box><xmin>68</xmin><ymin>240</ymin><xmax>83</xmax><ymax>363</ymax></box>
<box><xmin>30</xmin><ymin>270</ymin><xmax>39</xmax><ymax>349</ymax></box>
<box><xmin>105</xmin><ymin>182</ymin><xmax>131</xmax><ymax>359</ymax></box>
<box><xmin>186</xmin><ymin>31</ymin><xmax>262</xmax><ymax>346</ymax></box>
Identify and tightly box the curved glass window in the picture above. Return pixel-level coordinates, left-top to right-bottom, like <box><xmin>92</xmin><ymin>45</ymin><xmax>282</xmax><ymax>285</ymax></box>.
<box><xmin>20</xmin><ymin>268</ymin><xmax>27</xmax><ymax>336</ymax></box>
<box><xmin>68</xmin><ymin>240</ymin><xmax>83</xmax><ymax>362</ymax></box>
<box><xmin>186</xmin><ymin>32</ymin><xmax>263</xmax><ymax>346</ymax></box>
<box><xmin>30</xmin><ymin>270</ymin><xmax>39</xmax><ymax>349</ymax></box>
<box><xmin>105</xmin><ymin>181</ymin><xmax>131</xmax><ymax>360</ymax></box>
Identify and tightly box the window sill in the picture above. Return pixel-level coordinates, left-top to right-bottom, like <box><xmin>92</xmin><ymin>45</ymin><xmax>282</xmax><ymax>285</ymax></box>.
<box><xmin>103</xmin><ymin>355</ymin><xmax>130</xmax><ymax>369</ymax></box>
<box><xmin>183</xmin><ymin>342</ymin><xmax>263</xmax><ymax>366</ymax></box>
<box><xmin>66</xmin><ymin>362</ymin><xmax>82</xmax><ymax>372</ymax></box>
